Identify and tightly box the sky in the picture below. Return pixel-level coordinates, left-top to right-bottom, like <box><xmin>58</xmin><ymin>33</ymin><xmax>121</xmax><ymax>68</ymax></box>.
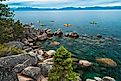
<box><xmin>2</xmin><ymin>0</ymin><xmax>121</xmax><ymax>8</ymax></box>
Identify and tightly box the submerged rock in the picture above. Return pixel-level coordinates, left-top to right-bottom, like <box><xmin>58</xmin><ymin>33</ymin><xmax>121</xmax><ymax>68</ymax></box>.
<box><xmin>50</xmin><ymin>41</ymin><xmax>60</xmax><ymax>46</ymax></box>
<box><xmin>79</xmin><ymin>60</ymin><xmax>92</xmax><ymax>67</ymax></box>
<box><xmin>96</xmin><ymin>58</ymin><xmax>117</xmax><ymax>67</ymax></box>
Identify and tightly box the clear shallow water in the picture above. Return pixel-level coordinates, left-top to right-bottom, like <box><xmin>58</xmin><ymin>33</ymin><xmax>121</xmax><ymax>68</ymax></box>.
<box><xmin>14</xmin><ymin>10</ymin><xmax>121</xmax><ymax>81</ymax></box>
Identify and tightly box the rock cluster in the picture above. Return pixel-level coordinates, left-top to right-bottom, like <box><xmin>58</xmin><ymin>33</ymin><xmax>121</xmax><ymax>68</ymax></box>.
<box><xmin>1</xmin><ymin>26</ymin><xmax>119</xmax><ymax>81</ymax></box>
<box><xmin>0</xmin><ymin>51</ymin><xmax>53</xmax><ymax>81</ymax></box>
<box><xmin>11</xmin><ymin>27</ymin><xmax>80</xmax><ymax>54</ymax></box>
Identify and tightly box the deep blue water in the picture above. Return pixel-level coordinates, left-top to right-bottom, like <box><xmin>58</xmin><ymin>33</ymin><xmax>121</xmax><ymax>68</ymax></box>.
<box><xmin>14</xmin><ymin>10</ymin><xmax>121</xmax><ymax>81</ymax></box>
<box><xmin>14</xmin><ymin>10</ymin><xmax>121</xmax><ymax>38</ymax></box>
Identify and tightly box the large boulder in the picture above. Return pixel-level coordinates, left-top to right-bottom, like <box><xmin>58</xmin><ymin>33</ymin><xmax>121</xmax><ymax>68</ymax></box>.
<box><xmin>0</xmin><ymin>67</ymin><xmax>18</xmax><ymax>81</ymax></box>
<box><xmin>96</xmin><ymin>34</ymin><xmax>102</xmax><ymax>38</ymax></box>
<box><xmin>46</xmin><ymin>29</ymin><xmax>54</xmax><ymax>37</ymax></box>
<box><xmin>21</xmin><ymin>66</ymin><xmax>41</xmax><ymax>80</ymax></box>
<box><xmin>13</xmin><ymin>55</ymin><xmax>38</xmax><ymax>73</ymax></box>
<box><xmin>0</xmin><ymin>53</ymin><xmax>38</xmax><ymax>68</ymax></box>
<box><xmin>54</xmin><ymin>29</ymin><xmax>63</xmax><ymax>37</ymax></box>
<box><xmin>96</xmin><ymin>58</ymin><xmax>117</xmax><ymax>67</ymax></box>
<box><xmin>69</xmin><ymin>32</ymin><xmax>79</xmax><ymax>38</ymax></box>
<box><xmin>65</xmin><ymin>32</ymin><xmax>79</xmax><ymax>38</ymax></box>
<box><xmin>37</xmin><ymin>63</ymin><xmax>52</xmax><ymax>77</ymax></box>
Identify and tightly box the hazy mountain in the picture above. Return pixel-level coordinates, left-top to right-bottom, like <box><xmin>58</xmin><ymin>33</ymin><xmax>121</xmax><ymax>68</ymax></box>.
<box><xmin>11</xmin><ymin>6</ymin><xmax>121</xmax><ymax>11</ymax></box>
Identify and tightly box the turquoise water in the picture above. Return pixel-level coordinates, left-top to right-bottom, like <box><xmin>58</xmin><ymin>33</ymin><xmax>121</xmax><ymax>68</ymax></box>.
<box><xmin>14</xmin><ymin>10</ymin><xmax>121</xmax><ymax>81</ymax></box>
<box><xmin>14</xmin><ymin>10</ymin><xmax>121</xmax><ymax>38</ymax></box>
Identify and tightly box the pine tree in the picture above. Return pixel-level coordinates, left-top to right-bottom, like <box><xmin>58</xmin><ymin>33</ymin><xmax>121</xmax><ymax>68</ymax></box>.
<box><xmin>48</xmin><ymin>46</ymin><xmax>79</xmax><ymax>81</ymax></box>
<box><xmin>0</xmin><ymin>0</ymin><xmax>24</xmax><ymax>43</ymax></box>
<box><xmin>0</xmin><ymin>1</ymin><xmax>13</xmax><ymax>19</ymax></box>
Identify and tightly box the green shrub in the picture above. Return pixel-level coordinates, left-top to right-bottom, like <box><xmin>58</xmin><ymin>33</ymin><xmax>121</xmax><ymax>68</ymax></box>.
<box><xmin>0</xmin><ymin>44</ymin><xmax>22</xmax><ymax>57</ymax></box>
<box><xmin>48</xmin><ymin>46</ymin><xmax>79</xmax><ymax>81</ymax></box>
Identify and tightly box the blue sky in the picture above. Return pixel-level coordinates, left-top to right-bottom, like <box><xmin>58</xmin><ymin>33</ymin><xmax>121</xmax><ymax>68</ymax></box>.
<box><xmin>2</xmin><ymin>0</ymin><xmax>121</xmax><ymax>8</ymax></box>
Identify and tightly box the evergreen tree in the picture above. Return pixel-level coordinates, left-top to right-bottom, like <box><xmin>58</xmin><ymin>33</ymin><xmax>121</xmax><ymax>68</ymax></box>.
<box><xmin>48</xmin><ymin>46</ymin><xmax>79</xmax><ymax>81</ymax></box>
<box><xmin>0</xmin><ymin>0</ymin><xmax>24</xmax><ymax>43</ymax></box>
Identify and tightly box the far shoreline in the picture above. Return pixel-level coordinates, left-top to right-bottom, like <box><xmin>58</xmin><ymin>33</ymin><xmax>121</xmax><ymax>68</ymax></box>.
<box><xmin>11</xmin><ymin>9</ymin><xmax>121</xmax><ymax>12</ymax></box>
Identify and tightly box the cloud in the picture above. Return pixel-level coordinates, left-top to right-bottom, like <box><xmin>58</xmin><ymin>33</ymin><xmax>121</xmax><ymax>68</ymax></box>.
<box><xmin>2</xmin><ymin>0</ymin><xmax>121</xmax><ymax>8</ymax></box>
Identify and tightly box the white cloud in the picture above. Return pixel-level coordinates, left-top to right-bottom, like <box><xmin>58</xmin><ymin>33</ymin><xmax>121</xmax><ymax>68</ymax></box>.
<box><xmin>4</xmin><ymin>0</ymin><xmax>75</xmax><ymax>3</ymax></box>
<box><xmin>2</xmin><ymin>0</ymin><xmax>121</xmax><ymax>8</ymax></box>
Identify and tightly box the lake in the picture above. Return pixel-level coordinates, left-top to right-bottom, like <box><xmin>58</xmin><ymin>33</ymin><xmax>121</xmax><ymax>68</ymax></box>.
<box><xmin>14</xmin><ymin>10</ymin><xmax>121</xmax><ymax>81</ymax></box>
<box><xmin>14</xmin><ymin>10</ymin><xmax>121</xmax><ymax>38</ymax></box>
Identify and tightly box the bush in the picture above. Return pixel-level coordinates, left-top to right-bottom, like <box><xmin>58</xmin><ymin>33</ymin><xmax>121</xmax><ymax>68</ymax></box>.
<box><xmin>48</xmin><ymin>46</ymin><xmax>79</xmax><ymax>81</ymax></box>
<box><xmin>0</xmin><ymin>44</ymin><xmax>22</xmax><ymax>57</ymax></box>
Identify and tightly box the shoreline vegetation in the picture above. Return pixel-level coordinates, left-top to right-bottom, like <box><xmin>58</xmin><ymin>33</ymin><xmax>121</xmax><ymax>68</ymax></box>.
<box><xmin>0</xmin><ymin>0</ymin><xmax>120</xmax><ymax>81</ymax></box>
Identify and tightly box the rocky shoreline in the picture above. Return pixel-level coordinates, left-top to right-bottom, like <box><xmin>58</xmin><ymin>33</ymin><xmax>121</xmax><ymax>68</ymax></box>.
<box><xmin>0</xmin><ymin>25</ymin><xmax>118</xmax><ymax>81</ymax></box>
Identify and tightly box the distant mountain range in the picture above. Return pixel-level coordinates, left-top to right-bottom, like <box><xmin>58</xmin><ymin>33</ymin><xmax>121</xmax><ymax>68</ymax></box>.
<box><xmin>11</xmin><ymin>6</ymin><xmax>121</xmax><ymax>11</ymax></box>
